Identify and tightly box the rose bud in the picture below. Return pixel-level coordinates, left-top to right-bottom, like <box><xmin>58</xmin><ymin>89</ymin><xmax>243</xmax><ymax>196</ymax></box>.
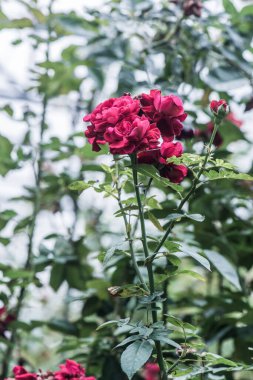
<box><xmin>210</xmin><ymin>100</ymin><xmax>229</xmax><ymax>118</ymax></box>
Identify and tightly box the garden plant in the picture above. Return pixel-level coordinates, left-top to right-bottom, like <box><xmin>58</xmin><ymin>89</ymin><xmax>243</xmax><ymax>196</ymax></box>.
<box><xmin>0</xmin><ymin>1</ymin><xmax>253</xmax><ymax>380</ymax></box>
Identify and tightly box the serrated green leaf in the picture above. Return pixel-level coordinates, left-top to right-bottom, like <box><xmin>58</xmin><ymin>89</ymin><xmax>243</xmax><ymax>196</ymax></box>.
<box><xmin>96</xmin><ymin>320</ymin><xmax>118</xmax><ymax>331</ymax></box>
<box><xmin>180</xmin><ymin>244</ymin><xmax>211</xmax><ymax>271</ymax></box>
<box><xmin>203</xmin><ymin>169</ymin><xmax>253</xmax><ymax>181</ymax></box>
<box><xmin>147</xmin><ymin>211</ymin><xmax>164</xmax><ymax>232</ymax></box>
<box><xmin>175</xmin><ymin>270</ymin><xmax>206</xmax><ymax>282</ymax></box>
<box><xmin>186</xmin><ymin>214</ymin><xmax>205</xmax><ymax>222</ymax></box>
<box><xmin>204</xmin><ymin>250</ymin><xmax>241</xmax><ymax>290</ymax></box>
<box><xmin>47</xmin><ymin>319</ymin><xmax>78</xmax><ymax>335</ymax></box>
<box><xmin>150</xmin><ymin>333</ymin><xmax>181</xmax><ymax>349</ymax></box>
<box><xmin>115</xmin><ymin>335</ymin><xmax>141</xmax><ymax>348</ymax></box>
<box><xmin>121</xmin><ymin>340</ymin><xmax>153</xmax><ymax>379</ymax></box>
<box><xmin>68</xmin><ymin>180</ymin><xmax>93</xmax><ymax>191</ymax></box>
<box><xmin>205</xmin><ymin>353</ymin><xmax>238</xmax><ymax>367</ymax></box>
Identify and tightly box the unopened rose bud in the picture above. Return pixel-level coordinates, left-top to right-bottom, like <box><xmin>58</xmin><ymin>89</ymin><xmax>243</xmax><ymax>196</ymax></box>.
<box><xmin>210</xmin><ymin>99</ymin><xmax>229</xmax><ymax>118</ymax></box>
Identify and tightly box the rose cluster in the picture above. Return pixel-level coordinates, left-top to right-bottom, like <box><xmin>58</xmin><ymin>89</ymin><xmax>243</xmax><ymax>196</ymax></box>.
<box><xmin>6</xmin><ymin>360</ymin><xmax>96</xmax><ymax>380</ymax></box>
<box><xmin>83</xmin><ymin>89</ymin><xmax>188</xmax><ymax>183</ymax></box>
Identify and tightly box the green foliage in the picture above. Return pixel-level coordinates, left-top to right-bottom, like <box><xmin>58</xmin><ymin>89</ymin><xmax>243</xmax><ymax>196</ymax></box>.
<box><xmin>121</xmin><ymin>340</ymin><xmax>153</xmax><ymax>379</ymax></box>
<box><xmin>0</xmin><ymin>0</ymin><xmax>253</xmax><ymax>379</ymax></box>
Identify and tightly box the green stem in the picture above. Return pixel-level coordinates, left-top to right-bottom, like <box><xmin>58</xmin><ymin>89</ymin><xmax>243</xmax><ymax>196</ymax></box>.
<box><xmin>131</xmin><ymin>177</ymin><xmax>153</xmax><ymax>239</ymax></box>
<box><xmin>114</xmin><ymin>158</ymin><xmax>148</xmax><ymax>292</ymax></box>
<box><xmin>1</xmin><ymin>99</ymin><xmax>48</xmax><ymax>380</ymax></box>
<box><xmin>130</xmin><ymin>154</ymin><xmax>167</xmax><ymax>380</ymax></box>
<box><xmin>167</xmin><ymin>351</ymin><xmax>185</xmax><ymax>375</ymax></box>
<box><xmin>153</xmin><ymin>119</ymin><xmax>221</xmax><ymax>256</ymax></box>
<box><xmin>0</xmin><ymin>2</ymin><xmax>53</xmax><ymax>376</ymax></box>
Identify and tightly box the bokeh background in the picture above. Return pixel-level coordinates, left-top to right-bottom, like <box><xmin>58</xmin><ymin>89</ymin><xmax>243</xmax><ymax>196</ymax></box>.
<box><xmin>0</xmin><ymin>0</ymin><xmax>253</xmax><ymax>378</ymax></box>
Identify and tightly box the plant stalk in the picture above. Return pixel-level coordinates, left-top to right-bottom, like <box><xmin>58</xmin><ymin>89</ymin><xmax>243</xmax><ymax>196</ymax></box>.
<box><xmin>130</xmin><ymin>154</ymin><xmax>167</xmax><ymax>380</ymax></box>
<box><xmin>114</xmin><ymin>158</ymin><xmax>148</xmax><ymax>291</ymax></box>
<box><xmin>154</xmin><ymin>119</ymin><xmax>221</xmax><ymax>256</ymax></box>
<box><xmin>0</xmin><ymin>2</ymin><xmax>53</xmax><ymax>376</ymax></box>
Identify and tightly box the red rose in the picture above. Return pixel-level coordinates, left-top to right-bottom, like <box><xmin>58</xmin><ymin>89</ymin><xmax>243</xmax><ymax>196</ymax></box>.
<box><xmin>138</xmin><ymin>141</ymin><xmax>187</xmax><ymax>183</ymax></box>
<box><xmin>15</xmin><ymin>374</ymin><xmax>37</xmax><ymax>380</ymax></box>
<box><xmin>140</xmin><ymin>90</ymin><xmax>187</xmax><ymax>140</ymax></box>
<box><xmin>144</xmin><ymin>363</ymin><xmax>160</xmax><ymax>380</ymax></box>
<box><xmin>83</xmin><ymin>95</ymin><xmax>140</xmax><ymax>152</ymax></box>
<box><xmin>13</xmin><ymin>367</ymin><xmax>27</xmax><ymax>377</ymax></box>
<box><xmin>54</xmin><ymin>359</ymin><xmax>96</xmax><ymax>380</ymax></box>
<box><xmin>11</xmin><ymin>361</ymin><xmax>96</xmax><ymax>380</ymax></box>
<box><xmin>55</xmin><ymin>360</ymin><xmax>86</xmax><ymax>380</ymax></box>
<box><xmin>160</xmin><ymin>163</ymin><xmax>188</xmax><ymax>183</ymax></box>
<box><xmin>136</xmin><ymin>149</ymin><xmax>160</xmax><ymax>165</ymax></box>
<box><xmin>84</xmin><ymin>124</ymin><xmax>106</xmax><ymax>152</ymax></box>
<box><xmin>160</xmin><ymin>140</ymin><xmax>183</xmax><ymax>158</ymax></box>
<box><xmin>84</xmin><ymin>95</ymin><xmax>139</xmax><ymax>132</ymax></box>
<box><xmin>159</xmin><ymin>142</ymin><xmax>187</xmax><ymax>183</ymax></box>
<box><xmin>12</xmin><ymin>367</ymin><xmax>37</xmax><ymax>380</ymax></box>
<box><xmin>104</xmin><ymin>115</ymin><xmax>160</xmax><ymax>155</ymax></box>
<box><xmin>210</xmin><ymin>99</ymin><xmax>229</xmax><ymax>116</ymax></box>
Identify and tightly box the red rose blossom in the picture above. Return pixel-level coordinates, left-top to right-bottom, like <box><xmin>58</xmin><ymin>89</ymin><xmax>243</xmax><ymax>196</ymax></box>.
<box><xmin>104</xmin><ymin>115</ymin><xmax>160</xmax><ymax>155</ymax></box>
<box><xmin>10</xmin><ymin>360</ymin><xmax>96</xmax><ymax>380</ymax></box>
<box><xmin>84</xmin><ymin>95</ymin><xmax>140</xmax><ymax>132</ymax></box>
<box><xmin>138</xmin><ymin>141</ymin><xmax>187</xmax><ymax>183</ymax></box>
<box><xmin>210</xmin><ymin>99</ymin><xmax>228</xmax><ymax>116</ymax></box>
<box><xmin>12</xmin><ymin>366</ymin><xmax>36</xmax><ymax>380</ymax></box>
<box><xmin>83</xmin><ymin>95</ymin><xmax>140</xmax><ymax>151</ymax></box>
<box><xmin>140</xmin><ymin>90</ymin><xmax>187</xmax><ymax>140</ymax></box>
<box><xmin>84</xmin><ymin>124</ymin><xmax>106</xmax><ymax>152</ymax></box>
<box><xmin>55</xmin><ymin>359</ymin><xmax>96</xmax><ymax>380</ymax></box>
<box><xmin>55</xmin><ymin>359</ymin><xmax>85</xmax><ymax>380</ymax></box>
<box><xmin>160</xmin><ymin>163</ymin><xmax>188</xmax><ymax>183</ymax></box>
<box><xmin>144</xmin><ymin>363</ymin><xmax>160</xmax><ymax>380</ymax></box>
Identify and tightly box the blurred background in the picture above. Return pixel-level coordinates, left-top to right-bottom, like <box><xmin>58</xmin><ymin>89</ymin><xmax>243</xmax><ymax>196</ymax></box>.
<box><xmin>0</xmin><ymin>0</ymin><xmax>253</xmax><ymax>379</ymax></box>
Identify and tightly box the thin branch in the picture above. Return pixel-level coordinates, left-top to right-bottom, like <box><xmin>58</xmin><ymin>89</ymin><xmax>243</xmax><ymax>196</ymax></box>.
<box><xmin>130</xmin><ymin>154</ymin><xmax>167</xmax><ymax>380</ymax></box>
<box><xmin>153</xmin><ymin>119</ymin><xmax>221</xmax><ymax>258</ymax></box>
<box><xmin>114</xmin><ymin>158</ymin><xmax>148</xmax><ymax>291</ymax></box>
<box><xmin>1</xmin><ymin>1</ymin><xmax>54</xmax><ymax>376</ymax></box>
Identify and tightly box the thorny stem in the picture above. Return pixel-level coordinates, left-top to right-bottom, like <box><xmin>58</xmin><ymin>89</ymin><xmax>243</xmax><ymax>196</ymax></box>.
<box><xmin>131</xmin><ymin>177</ymin><xmax>153</xmax><ymax>239</ymax></box>
<box><xmin>153</xmin><ymin>119</ymin><xmax>221</xmax><ymax>257</ymax></box>
<box><xmin>167</xmin><ymin>351</ymin><xmax>186</xmax><ymax>376</ymax></box>
<box><xmin>114</xmin><ymin>158</ymin><xmax>148</xmax><ymax>292</ymax></box>
<box><xmin>1</xmin><ymin>2</ymin><xmax>54</xmax><ymax>377</ymax></box>
<box><xmin>130</xmin><ymin>154</ymin><xmax>167</xmax><ymax>380</ymax></box>
<box><xmin>134</xmin><ymin>118</ymin><xmax>220</xmax><ymax>377</ymax></box>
